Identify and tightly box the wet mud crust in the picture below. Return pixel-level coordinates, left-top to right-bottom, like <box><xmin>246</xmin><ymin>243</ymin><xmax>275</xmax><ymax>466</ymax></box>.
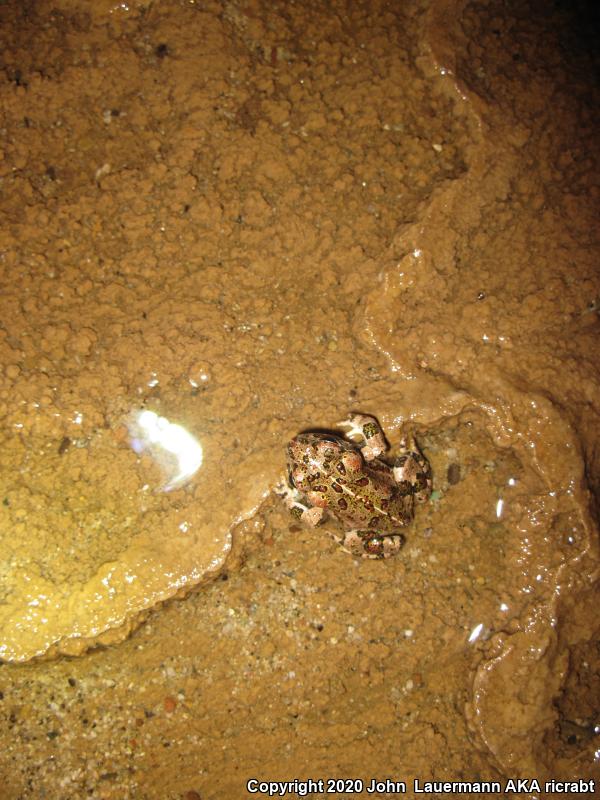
<box><xmin>0</xmin><ymin>0</ymin><xmax>598</xmax><ymax>798</ymax></box>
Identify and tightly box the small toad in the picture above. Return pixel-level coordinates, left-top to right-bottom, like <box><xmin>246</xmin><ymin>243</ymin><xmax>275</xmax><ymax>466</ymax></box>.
<box><xmin>279</xmin><ymin>413</ymin><xmax>432</xmax><ymax>558</ymax></box>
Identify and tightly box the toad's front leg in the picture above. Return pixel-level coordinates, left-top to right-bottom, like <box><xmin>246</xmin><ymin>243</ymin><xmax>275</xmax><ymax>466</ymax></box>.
<box><xmin>338</xmin><ymin>413</ymin><xmax>387</xmax><ymax>461</ymax></box>
<box><xmin>275</xmin><ymin>480</ymin><xmax>326</xmax><ymax>527</ymax></box>
<box><xmin>393</xmin><ymin>435</ymin><xmax>433</xmax><ymax>505</ymax></box>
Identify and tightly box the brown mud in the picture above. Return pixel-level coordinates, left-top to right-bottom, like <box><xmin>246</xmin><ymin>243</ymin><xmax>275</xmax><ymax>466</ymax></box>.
<box><xmin>0</xmin><ymin>0</ymin><xmax>598</xmax><ymax>798</ymax></box>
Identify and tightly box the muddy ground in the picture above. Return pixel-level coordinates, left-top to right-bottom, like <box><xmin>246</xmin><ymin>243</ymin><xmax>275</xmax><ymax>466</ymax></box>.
<box><xmin>0</xmin><ymin>0</ymin><xmax>598</xmax><ymax>798</ymax></box>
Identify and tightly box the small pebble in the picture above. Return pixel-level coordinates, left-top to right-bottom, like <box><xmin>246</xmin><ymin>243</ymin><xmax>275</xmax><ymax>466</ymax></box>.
<box><xmin>447</xmin><ymin>462</ymin><xmax>461</xmax><ymax>485</ymax></box>
<box><xmin>163</xmin><ymin>695</ymin><xmax>177</xmax><ymax>713</ymax></box>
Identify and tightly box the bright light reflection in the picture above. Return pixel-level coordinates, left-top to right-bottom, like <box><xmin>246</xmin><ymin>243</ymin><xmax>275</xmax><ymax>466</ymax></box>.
<box><xmin>127</xmin><ymin>410</ymin><xmax>203</xmax><ymax>492</ymax></box>
<box><xmin>468</xmin><ymin>623</ymin><xmax>484</xmax><ymax>643</ymax></box>
<box><xmin>495</xmin><ymin>498</ymin><xmax>504</xmax><ymax>518</ymax></box>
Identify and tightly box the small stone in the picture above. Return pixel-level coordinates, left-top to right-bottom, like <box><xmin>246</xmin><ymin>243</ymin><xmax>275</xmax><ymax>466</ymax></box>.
<box><xmin>163</xmin><ymin>695</ymin><xmax>177</xmax><ymax>713</ymax></box>
<box><xmin>447</xmin><ymin>463</ymin><xmax>461</xmax><ymax>485</ymax></box>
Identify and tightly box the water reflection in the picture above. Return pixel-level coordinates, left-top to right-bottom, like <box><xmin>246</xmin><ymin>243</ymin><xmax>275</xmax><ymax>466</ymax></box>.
<box><xmin>127</xmin><ymin>409</ymin><xmax>203</xmax><ymax>492</ymax></box>
<box><xmin>468</xmin><ymin>622</ymin><xmax>484</xmax><ymax>643</ymax></box>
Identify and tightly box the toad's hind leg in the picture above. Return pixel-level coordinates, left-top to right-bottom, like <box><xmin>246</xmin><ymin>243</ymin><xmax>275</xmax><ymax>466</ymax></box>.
<box><xmin>393</xmin><ymin>435</ymin><xmax>432</xmax><ymax>504</ymax></box>
<box><xmin>338</xmin><ymin>413</ymin><xmax>387</xmax><ymax>461</ymax></box>
<box><xmin>333</xmin><ymin>529</ymin><xmax>405</xmax><ymax>559</ymax></box>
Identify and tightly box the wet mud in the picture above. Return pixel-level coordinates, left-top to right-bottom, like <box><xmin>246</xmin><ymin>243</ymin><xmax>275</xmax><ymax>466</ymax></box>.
<box><xmin>0</xmin><ymin>0</ymin><xmax>598</xmax><ymax>797</ymax></box>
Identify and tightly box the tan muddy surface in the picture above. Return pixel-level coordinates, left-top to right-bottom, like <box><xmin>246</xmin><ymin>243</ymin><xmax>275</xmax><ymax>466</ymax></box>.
<box><xmin>0</xmin><ymin>0</ymin><xmax>599</xmax><ymax>797</ymax></box>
